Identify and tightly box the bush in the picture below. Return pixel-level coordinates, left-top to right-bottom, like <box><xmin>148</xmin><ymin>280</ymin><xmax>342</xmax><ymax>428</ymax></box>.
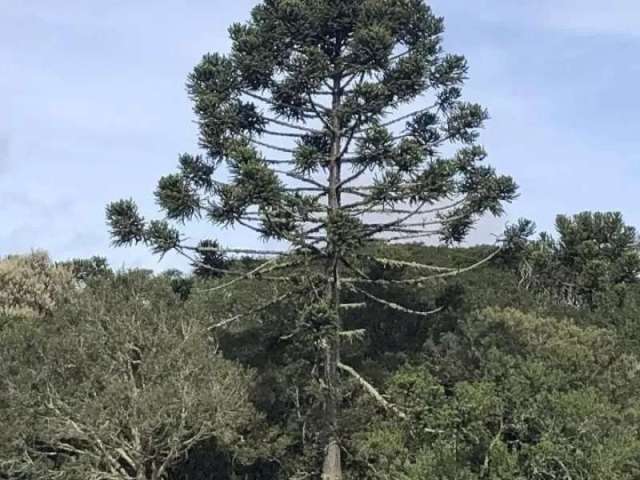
<box><xmin>0</xmin><ymin>251</ymin><xmax>72</xmax><ymax>319</ymax></box>
<box><xmin>345</xmin><ymin>308</ymin><xmax>640</xmax><ymax>479</ymax></box>
<box><xmin>0</xmin><ymin>272</ymin><xmax>280</xmax><ymax>480</ymax></box>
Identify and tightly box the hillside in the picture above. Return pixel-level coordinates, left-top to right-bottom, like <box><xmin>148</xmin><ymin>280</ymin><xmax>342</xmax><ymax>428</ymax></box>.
<box><xmin>2</xmin><ymin>238</ymin><xmax>639</xmax><ymax>479</ymax></box>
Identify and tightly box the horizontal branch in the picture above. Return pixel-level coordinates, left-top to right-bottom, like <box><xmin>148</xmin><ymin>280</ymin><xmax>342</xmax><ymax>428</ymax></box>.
<box><xmin>343</xmin><ymin>247</ymin><xmax>503</xmax><ymax>285</ymax></box>
<box><xmin>366</xmin><ymin>214</ymin><xmax>466</xmax><ymax>230</ymax></box>
<box><xmin>241</xmin><ymin>89</ymin><xmax>317</xmax><ymax>118</ymax></box>
<box><xmin>176</xmin><ymin>247</ymin><xmax>288</xmax><ymax>279</ymax></box>
<box><xmin>234</xmin><ymin>218</ymin><xmax>270</xmax><ymax>236</ymax></box>
<box><xmin>261</xmin><ymin>128</ymin><xmax>306</xmax><ymax>139</ymax></box>
<box><xmin>363</xmin><ymin>201</ymin><xmax>428</xmax><ymax>239</ymax></box>
<box><xmin>350</xmin><ymin>286</ymin><xmax>444</xmax><ymax>318</ymax></box>
<box><xmin>195</xmin><ymin>257</ymin><xmax>298</xmax><ymax>295</ymax></box>
<box><xmin>263</xmin><ymin>115</ymin><xmax>323</xmax><ymax>134</ymax></box>
<box><xmin>339</xmin><ymin>303</ymin><xmax>368</xmax><ymax>310</ymax></box>
<box><xmin>366</xmin><ymin>256</ymin><xmax>457</xmax><ymax>273</ymax></box>
<box><xmin>341</xmin><ymin>131</ymin><xmax>453</xmax><ymax>163</ymax></box>
<box><xmin>381</xmin><ymin>231</ymin><xmax>443</xmax><ymax>242</ymax></box>
<box><xmin>210</xmin><ymin>290</ymin><xmax>296</xmax><ymax>330</ymax></box>
<box><xmin>246</xmin><ymin>136</ymin><xmax>298</xmax><ymax>154</ymax></box>
<box><xmin>378</xmin><ymin>104</ymin><xmax>438</xmax><ymax>129</ymax></box>
<box><xmin>346</xmin><ymin>198</ymin><xmax>467</xmax><ymax>221</ymax></box>
<box><xmin>339</xmin><ymin>329</ymin><xmax>367</xmax><ymax>343</ymax></box>
<box><xmin>274</xmin><ymin>169</ymin><xmax>326</xmax><ymax>189</ymax></box>
<box><xmin>264</xmin><ymin>159</ymin><xmax>297</xmax><ymax>165</ymax></box>
<box><xmin>184</xmin><ymin>245</ymin><xmax>291</xmax><ymax>256</ymax></box>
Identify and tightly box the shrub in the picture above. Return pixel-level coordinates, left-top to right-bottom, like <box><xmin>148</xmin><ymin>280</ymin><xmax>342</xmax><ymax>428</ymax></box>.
<box><xmin>0</xmin><ymin>272</ymin><xmax>279</xmax><ymax>480</ymax></box>
<box><xmin>0</xmin><ymin>251</ymin><xmax>72</xmax><ymax>318</ymax></box>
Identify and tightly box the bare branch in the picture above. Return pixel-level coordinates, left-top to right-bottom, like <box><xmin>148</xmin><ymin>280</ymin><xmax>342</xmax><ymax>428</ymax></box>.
<box><xmin>355</xmin><ymin>104</ymin><xmax>437</xmax><ymax>134</ymax></box>
<box><xmin>364</xmin><ymin>202</ymin><xmax>428</xmax><ymax>238</ymax></box>
<box><xmin>264</xmin><ymin>158</ymin><xmax>297</xmax><ymax>165</ymax></box>
<box><xmin>196</xmin><ymin>257</ymin><xmax>294</xmax><ymax>294</ymax></box>
<box><xmin>339</xmin><ymin>303</ymin><xmax>367</xmax><ymax>310</ymax></box>
<box><xmin>261</xmin><ymin>129</ymin><xmax>306</xmax><ymax>139</ymax></box>
<box><xmin>343</xmin><ymin>247</ymin><xmax>503</xmax><ymax>285</ymax></box>
<box><xmin>337</xmin><ymin>362</ymin><xmax>407</xmax><ymax>420</ymax></box>
<box><xmin>209</xmin><ymin>289</ymin><xmax>298</xmax><ymax>330</ymax></box>
<box><xmin>263</xmin><ymin>115</ymin><xmax>323</xmax><ymax>134</ymax></box>
<box><xmin>241</xmin><ymin>89</ymin><xmax>316</xmax><ymax>118</ymax></box>
<box><xmin>350</xmin><ymin>286</ymin><xmax>444</xmax><ymax>318</ymax></box>
<box><xmin>183</xmin><ymin>245</ymin><xmax>291</xmax><ymax>257</ymax></box>
<box><xmin>339</xmin><ymin>329</ymin><xmax>367</xmax><ymax>343</ymax></box>
<box><xmin>359</xmin><ymin>212</ymin><xmax>467</xmax><ymax>231</ymax></box>
<box><xmin>346</xmin><ymin>199</ymin><xmax>466</xmax><ymax>225</ymax></box>
<box><xmin>246</xmin><ymin>136</ymin><xmax>298</xmax><ymax>154</ymax></box>
<box><xmin>365</xmin><ymin>256</ymin><xmax>457</xmax><ymax>273</ymax></box>
<box><xmin>381</xmin><ymin>231</ymin><xmax>442</xmax><ymax>242</ymax></box>
<box><xmin>274</xmin><ymin>169</ymin><xmax>327</xmax><ymax>189</ymax></box>
<box><xmin>389</xmin><ymin>50</ymin><xmax>410</xmax><ymax>62</ymax></box>
<box><xmin>337</xmin><ymin>165</ymin><xmax>369</xmax><ymax>189</ymax></box>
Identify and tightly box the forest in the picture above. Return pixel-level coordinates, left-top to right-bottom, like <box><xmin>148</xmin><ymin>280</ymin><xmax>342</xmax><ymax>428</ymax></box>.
<box><xmin>2</xmin><ymin>1</ymin><xmax>639</xmax><ymax>479</ymax></box>
<box><xmin>2</xmin><ymin>216</ymin><xmax>640</xmax><ymax>479</ymax></box>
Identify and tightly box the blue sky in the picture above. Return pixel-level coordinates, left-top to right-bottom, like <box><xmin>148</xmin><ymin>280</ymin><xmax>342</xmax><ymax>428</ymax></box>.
<box><xmin>1</xmin><ymin>0</ymin><xmax>639</xmax><ymax>270</ymax></box>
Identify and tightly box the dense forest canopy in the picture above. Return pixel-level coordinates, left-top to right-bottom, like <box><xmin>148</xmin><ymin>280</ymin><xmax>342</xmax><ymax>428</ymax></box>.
<box><xmin>2</xmin><ymin>1</ymin><xmax>639</xmax><ymax>480</ymax></box>
<box><xmin>2</xmin><ymin>211</ymin><xmax>640</xmax><ymax>479</ymax></box>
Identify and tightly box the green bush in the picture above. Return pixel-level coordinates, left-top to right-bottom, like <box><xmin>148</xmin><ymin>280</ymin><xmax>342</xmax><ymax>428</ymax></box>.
<box><xmin>0</xmin><ymin>272</ymin><xmax>279</xmax><ymax>480</ymax></box>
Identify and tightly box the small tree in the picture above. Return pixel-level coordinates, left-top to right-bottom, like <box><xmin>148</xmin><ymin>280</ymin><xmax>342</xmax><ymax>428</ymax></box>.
<box><xmin>107</xmin><ymin>1</ymin><xmax>516</xmax><ymax>477</ymax></box>
<box><xmin>59</xmin><ymin>256</ymin><xmax>112</xmax><ymax>283</ymax></box>
<box><xmin>0</xmin><ymin>251</ymin><xmax>72</xmax><ymax>320</ymax></box>
<box><xmin>516</xmin><ymin>212</ymin><xmax>640</xmax><ymax>307</ymax></box>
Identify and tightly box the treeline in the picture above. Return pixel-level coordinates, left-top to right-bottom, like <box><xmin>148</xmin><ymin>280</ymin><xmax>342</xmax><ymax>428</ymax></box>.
<box><xmin>1</xmin><ymin>211</ymin><xmax>640</xmax><ymax>479</ymax></box>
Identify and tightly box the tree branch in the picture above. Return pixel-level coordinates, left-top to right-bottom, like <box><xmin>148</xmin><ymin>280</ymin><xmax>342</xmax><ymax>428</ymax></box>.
<box><xmin>263</xmin><ymin>115</ymin><xmax>323</xmax><ymax>134</ymax></box>
<box><xmin>261</xmin><ymin>129</ymin><xmax>306</xmax><ymax>139</ymax></box>
<box><xmin>209</xmin><ymin>289</ymin><xmax>299</xmax><ymax>330</ymax></box>
<box><xmin>245</xmin><ymin>136</ymin><xmax>298</xmax><ymax>154</ymax></box>
<box><xmin>343</xmin><ymin>247</ymin><xmax>503</xmax><ymax>285</ymax></box>
<box><xmin>365</xmin><ymin>256</ymin><xmax>457</xmax><ymax>273</ymax></box>
<box><xmin>350</xmin><ymin>286</ymin><xmax>444</xmax><ymax>318</ymax></box>
<box><xmin>337</xmin><ymin>362</ymin><xmax>408</xmax><ymax>420</ymax></box>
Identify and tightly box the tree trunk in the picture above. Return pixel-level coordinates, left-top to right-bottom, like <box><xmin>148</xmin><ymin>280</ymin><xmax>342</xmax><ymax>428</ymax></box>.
<box><xmin>322</xmin><ymin>76</ymin><xmax>343</xmax><ymax>480</ymax></box>
<box><xmin>322</xmin><ymin>333</ymin><xmax>341</xmax><ymax>480</ymax></box>
<box><xmin>322</xmin><ymin>271</ymin><xmax>341</xmax><ymax>480</ymax></box>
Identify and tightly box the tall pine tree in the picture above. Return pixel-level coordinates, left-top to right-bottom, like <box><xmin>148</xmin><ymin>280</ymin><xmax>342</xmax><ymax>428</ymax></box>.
<box><xmin>107</xmin><ymin>1</ymin><xmax>517</xmax><ymax>477</ymax></box>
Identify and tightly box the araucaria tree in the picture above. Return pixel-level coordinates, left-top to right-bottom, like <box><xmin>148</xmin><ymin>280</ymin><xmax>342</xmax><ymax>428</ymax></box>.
<box><xmin>107</xmin><ymin>1</ymin><xmax>517</xmax><ymax>478</ymax></box>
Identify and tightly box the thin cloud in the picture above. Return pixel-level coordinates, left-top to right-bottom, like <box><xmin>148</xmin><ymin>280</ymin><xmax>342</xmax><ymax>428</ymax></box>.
<box><xmin>538</xmin><ymin>1</ymin><xmax>640</xmax><ymax>37</ymax></box>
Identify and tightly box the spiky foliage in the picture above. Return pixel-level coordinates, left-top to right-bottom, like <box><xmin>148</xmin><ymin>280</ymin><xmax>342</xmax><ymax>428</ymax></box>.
<box><xmin>515</xmin><ymin>212</ymin><xmax>640</xmax><ymax>307</ymax></box>
<box><xmin>59</xmin><ymin>256</ymin><xmax>112</xmax><ymax>283</ymax></box>
<box><xmin>107</xmin><ymin>1</ymin><xmax>517</xmax><ymax>477</ymax></box>
<box><xmin>191</xmin><ymin>239</ymin><xmax>229</xmax><ymax>278</ymax></box>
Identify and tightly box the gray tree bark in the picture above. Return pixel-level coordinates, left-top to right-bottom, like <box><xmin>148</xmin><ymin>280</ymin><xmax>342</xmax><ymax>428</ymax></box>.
<box><xmin>322</xmin><ymin>74</ymin><xmax>343</xmax><ymax>480</ymax></box>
